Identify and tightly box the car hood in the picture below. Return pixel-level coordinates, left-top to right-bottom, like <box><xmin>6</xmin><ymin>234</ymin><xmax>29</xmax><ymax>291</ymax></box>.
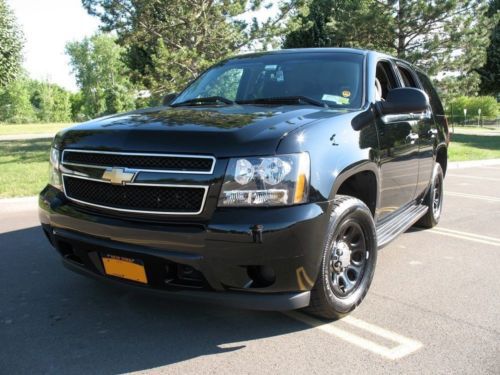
<box><xmin>55</xmin><ymin>105</ymin><xmax>352</xmax><ymax>157</ymax></box>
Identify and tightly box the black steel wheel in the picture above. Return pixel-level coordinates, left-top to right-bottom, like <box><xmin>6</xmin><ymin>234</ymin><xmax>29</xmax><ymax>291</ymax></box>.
<box><xmin>329</xmin><ymin>220</ymin><xmax>368</xmax><ymax>297</ymax></box>
<box><xmin>417</xmin><ymin>163</ymin><xmax>444</xmax><ymax>228</ymax></box>
<box><xmin>306</xmin><ymin>195</ymin><xmax>377</xmax><ymax>320</ymax></box>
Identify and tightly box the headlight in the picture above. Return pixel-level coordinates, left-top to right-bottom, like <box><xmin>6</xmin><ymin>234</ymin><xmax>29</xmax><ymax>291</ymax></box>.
<box><xmin>49</xmin><ymin>146</ymin><xmax>62</xmax><ymax>190</ymax></box>
<box><xmin>219</xmin><ymin>153</ymin><xmax>310</xmax><ymax>207</ymax></box>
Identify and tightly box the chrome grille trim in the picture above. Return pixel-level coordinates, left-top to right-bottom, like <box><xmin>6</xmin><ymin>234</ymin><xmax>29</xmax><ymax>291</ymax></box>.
<box><xmin>62</xmin><ymin>173</ymin><xmax>209</xmax><ymax>216</ymax></box>
<box><xmin>61</xmin><ymin>149</ymin><xmax>216</xmax><ymax>175</ymax></box>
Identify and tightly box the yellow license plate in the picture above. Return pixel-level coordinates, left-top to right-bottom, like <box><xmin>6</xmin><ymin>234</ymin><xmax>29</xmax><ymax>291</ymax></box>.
<box><xmin>102</xmin><ymin>254</ymin><xmax>148</xmax><ymax>284</ymax></box>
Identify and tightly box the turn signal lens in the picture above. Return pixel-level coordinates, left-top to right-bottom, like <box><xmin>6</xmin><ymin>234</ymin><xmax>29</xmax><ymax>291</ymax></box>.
<box><xmin>48</xmin><ymin>146</ymin><xmax>62</xmax><ymax>190</ymax></box>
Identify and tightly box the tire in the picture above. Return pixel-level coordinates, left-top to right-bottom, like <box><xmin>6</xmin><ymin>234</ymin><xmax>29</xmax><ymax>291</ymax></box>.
<box><xmin>306</xmin><ymin>195</ymin><xmax>377</xmax><ymax>320</ymax></box>
<box><xmin>417</xmin><ymin>163</ymin><xmax>444</xmax><ymax>229</ymax></box>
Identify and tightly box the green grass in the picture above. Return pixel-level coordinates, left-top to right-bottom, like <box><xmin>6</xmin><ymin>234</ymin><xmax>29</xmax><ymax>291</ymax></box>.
<box><xmin>0</xmin><ymin>123</ymin><xmax>72</xmax><ymax>136</ymax></box>
<box><xmin>0</xmin><ymin>139</ymin><xmax>52</xmax><ymax>198</ymax></box>
<box><xmin>453</xmin><ymin>126</ymin><xmax>500</xmax><ymax>135</ymax></box>
<box><xmin>449</xmin><ymin>133</ymin><xmax>500</xmax><ymax>161</ymax></box>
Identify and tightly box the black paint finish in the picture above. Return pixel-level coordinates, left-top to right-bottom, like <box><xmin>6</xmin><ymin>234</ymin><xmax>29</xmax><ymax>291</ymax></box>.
<box><xmin>40</xmin><ymin>48</ymin><xmax>448</xmax><ymax>309</ymax></box>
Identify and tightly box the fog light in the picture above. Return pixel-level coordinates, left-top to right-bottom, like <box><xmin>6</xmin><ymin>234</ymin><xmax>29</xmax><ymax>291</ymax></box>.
<box><xmin>247</xmin><ymin>265</ymin><xmax>276</xmax><ymax>287</ymax></box>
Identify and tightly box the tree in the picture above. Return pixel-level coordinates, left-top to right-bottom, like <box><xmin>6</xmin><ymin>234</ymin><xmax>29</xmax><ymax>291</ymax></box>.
<box><xmin>81</xmin><ymin>0</ymin><xmax>303</xmax><ymax>97</ymax></box>
<box><xmin>0</xmin><ymin>0</ymin><xmax>24</xmax><ymax>88</ymax></box>
<box><xmin>66</xmin><ymin>33</ymin><xmax>136</xmax><ymax>119</ymax></box>
<box><xmin>284</xmin><ymin>0</ymin><xmax>493</xmax><ymax>98</ymax></box>
<box><xmin>30</xmin><ymin>80</ymin><xmax>72</xmax><ymax>123</ymax></box>
<box><xmin>284</xmin><ymin>0</ymin><xmax>336</xmax><ymax>48</ymax></box>
<box><xmin>477</xmin><ymin>0</ymin><xmax>499</xmax><ymax>96</ymax></box>
<box><xmin>284</xmin><ymin>0</ymin><xmax>391</xmax><ymax>49</ymax></box>
<box><xmin>0</xmin><ymin>75</ymin><xmax>35</xmax><ymax>124</ymax></box>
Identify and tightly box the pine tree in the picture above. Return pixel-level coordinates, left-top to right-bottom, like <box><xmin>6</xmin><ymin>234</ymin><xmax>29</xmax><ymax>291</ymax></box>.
<box><xmin>81</xmin><ymin>0</ymin><xmax>303</xmax><ymax>97</ymax></box>
<box><xmin>284</xmin><ymin>0</ymin><xmax>493</xmax><ymax>98</ymax></box>
<box><xmin>477</xmin><ymin>0</ymin><xmax>500</xmax><ymax>96</ymax></box>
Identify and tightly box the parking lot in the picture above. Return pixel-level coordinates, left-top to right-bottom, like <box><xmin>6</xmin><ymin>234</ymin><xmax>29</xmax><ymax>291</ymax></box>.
<box><xmin>1</xmin><ymin>164</ymin><xmax>499</xmax><ymax>374</ymax></box>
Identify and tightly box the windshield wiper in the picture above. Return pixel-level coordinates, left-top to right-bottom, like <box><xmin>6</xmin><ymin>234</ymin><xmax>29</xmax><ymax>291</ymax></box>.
<box><xmin>237</xmin><ymin>96</ymin><xmax>328</xmax><ymax>108</ymax></box>
<box><xmin>171</xmin><ymin>96</ymin><xmax>234</xmax><ymax>107</ymax></box>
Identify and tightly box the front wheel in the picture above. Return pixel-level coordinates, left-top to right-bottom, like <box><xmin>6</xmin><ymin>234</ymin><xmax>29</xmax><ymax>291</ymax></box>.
<box><xmin>306</xmin><ymin>195</ymin><xmax>377</xmax><ymax>320</ymax></box>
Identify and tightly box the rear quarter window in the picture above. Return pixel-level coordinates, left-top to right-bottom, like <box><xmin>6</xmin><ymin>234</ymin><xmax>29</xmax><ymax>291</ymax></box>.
<box><xmin>416</xmin><ymin>71</ymin><xmax>448</xmax><ymax>133</ymax></box>
<box><xmin>416</xmin><ymin>71</ymin><xmax>444</xmax><ymax>116</ymax></box>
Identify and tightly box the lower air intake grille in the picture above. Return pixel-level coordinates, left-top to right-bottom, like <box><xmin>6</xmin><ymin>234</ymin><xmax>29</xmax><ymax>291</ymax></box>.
<box><xmin>63</xmin><ymin>176</ymin><xmax>206</xmax><ymax>214</ymax></box>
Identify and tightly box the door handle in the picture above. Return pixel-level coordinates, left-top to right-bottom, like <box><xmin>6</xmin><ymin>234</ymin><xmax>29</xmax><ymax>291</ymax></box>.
<box><xmin>406</xmin><ymin>132</ymin><xmax>419</xmax><ymax>144</ymax></box>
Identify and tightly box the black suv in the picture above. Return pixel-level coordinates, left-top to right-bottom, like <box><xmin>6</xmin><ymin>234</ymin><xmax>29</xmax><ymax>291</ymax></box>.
<box><xmin>39</xmin><ymin>48</ymin><xmax>448</xmax><ymax>319</ymax></box>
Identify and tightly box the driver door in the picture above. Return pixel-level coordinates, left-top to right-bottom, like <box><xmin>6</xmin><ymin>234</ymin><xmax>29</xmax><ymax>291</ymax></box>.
<box><xmin>375</xmin><ymin>60</ymin><xmax>419</xmax><ymax>219</ymax></box>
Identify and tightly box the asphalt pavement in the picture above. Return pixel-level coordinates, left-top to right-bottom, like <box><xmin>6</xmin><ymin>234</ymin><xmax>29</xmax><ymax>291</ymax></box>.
<box><xmin>0</xmin><ymin>165</ymin><xmax>499</xmax><ymax>374</ymax></box>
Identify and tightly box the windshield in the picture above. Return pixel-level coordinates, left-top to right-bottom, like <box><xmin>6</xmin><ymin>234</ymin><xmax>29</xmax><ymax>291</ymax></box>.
<box><xmin>172</xmin><ymin>52</ymin><xmax>365</xmax><ymax>109</ymax></box>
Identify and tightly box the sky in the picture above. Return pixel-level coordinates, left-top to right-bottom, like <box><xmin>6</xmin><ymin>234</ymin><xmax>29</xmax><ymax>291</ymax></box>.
<box><xmin>7</xmin><ymin>0</ymin><xmax>278</xmax><ymax>92</ymax></box>
<box><xmin>7</xmin><ymin>0</ymin><xmax>100</xmax><ymax>92</ymax></box>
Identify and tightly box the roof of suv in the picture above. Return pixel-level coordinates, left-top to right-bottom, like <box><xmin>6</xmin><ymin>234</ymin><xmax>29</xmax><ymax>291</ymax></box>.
<box><xmin>235</xmin><ymin>47</ymin><xmax>402</xmax><ymax>65</ymax></box>
<box><xmin>233</xmin><ymin>47</ymin><xmax>420</xmax><ymax>74</ymax></box>
<box><xmin>237</xmin><ymin>47</ymin><xmax>388</xmax><ymax>57</ymax></box>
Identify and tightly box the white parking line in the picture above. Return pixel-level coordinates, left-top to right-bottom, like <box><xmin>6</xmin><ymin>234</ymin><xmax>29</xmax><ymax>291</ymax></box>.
<box><xmin>429</xmin><ymin>227</ymin><xmax>500</xmax><ymax>247</ymax></box>
<box><xmin>285</xmin><ymin>312</ymin><xmax>423</xmax><ymax>360</ymax></box>
<box><xmin>446</xmin><ymin>191</ymin><xmax>500</xmax><ymax>202</ymax></box>
<box><xmin>447</xmin><ymin>174</ymin><xmax>500</xmax><ymax>182</ymax></box>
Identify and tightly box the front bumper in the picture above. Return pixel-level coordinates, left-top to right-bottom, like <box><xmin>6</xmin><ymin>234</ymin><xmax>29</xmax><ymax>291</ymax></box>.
<box><xmin>39</xmin><ymin>185</ymin><xmax>331</xmax><ymax>310</ymax></box>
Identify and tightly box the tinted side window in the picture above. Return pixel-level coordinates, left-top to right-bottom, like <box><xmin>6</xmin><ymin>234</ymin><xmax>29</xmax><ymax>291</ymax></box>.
<box><xmin>416</xmin><ymin>71</ymin><xmax>444</xmax><ymax>117</ymax></box>
<box><xmin>417</xmin><ymin>71</ymin><xmax>448</xmax><ymax>133</ymax></box>
<box><xmin>376</xmin><ymin>61</ymin><xmax>398</xmax><ymax>100</ymax></box>
<box><xmin>398</xmin><ymin>65</ymin><xmax>418</xmax><ymax>88</ymax></box>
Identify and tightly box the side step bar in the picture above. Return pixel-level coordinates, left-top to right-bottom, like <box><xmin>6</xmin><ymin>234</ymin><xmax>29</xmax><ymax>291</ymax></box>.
<box><xmin>376</xmin><ymin>204</ymin><xmax>428</xmax><ymax>248</ymax></box>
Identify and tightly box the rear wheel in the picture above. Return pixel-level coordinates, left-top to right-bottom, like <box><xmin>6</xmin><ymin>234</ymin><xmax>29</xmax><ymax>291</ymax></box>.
<box><xmin>417</xmin><ymin>163</ymin><xmax>444</xmax><ymax>228</ymax></box>
<box><xmin>306</xmin><ymin>195</ymin><xmax>377</xmax><ymax>320</ymax></box>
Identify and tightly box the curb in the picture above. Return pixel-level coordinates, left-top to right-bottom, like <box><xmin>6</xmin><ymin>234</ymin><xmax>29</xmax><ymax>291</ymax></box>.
<box><xmin>0</xmin><ymin>133</ymin><xmax>55</xmax><ymax>141</ymax></box>
<box><xmin>0</xmin><ymin>196</ymin><xmax>38</xmax><ymax>213</ymax></box>
<box><xmin>448</xmin><ymin>159</ymin><xmax>500</xmax><ymax>170</ymax></box>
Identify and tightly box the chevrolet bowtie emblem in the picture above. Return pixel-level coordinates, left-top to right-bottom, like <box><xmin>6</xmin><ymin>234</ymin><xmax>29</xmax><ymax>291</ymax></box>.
<box><xmin>102</xmin><ymin>167</ymin><xmax>136</xmax><ymax>185</ymax></box>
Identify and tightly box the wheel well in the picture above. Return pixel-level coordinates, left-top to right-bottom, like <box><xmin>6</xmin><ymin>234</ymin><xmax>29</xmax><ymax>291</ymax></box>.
<box><xmin>436</xmin><ymin>147</ymin><xmax>448</xmax><ymax>176</ymax></box>
<box><xmin>336</xmin><ymin>171</ymin><xmax>377</xmax><ymax>216</ymax></box>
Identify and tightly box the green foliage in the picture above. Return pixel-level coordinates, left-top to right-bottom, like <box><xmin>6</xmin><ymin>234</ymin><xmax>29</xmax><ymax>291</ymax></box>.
<box><xmin>30</xmin><ymin>81</ymin><xmax>72</xmax><ymax>123</ymax></box>
<box><xmin>283</xmin><ymin>0</ymin><xmax>336</xmax><ymax>48</ymax></box>
<box><xmin>285</xmin><ymin>0</ymin><xmax>390</xmax><ymax>50</ymax></box>
<box><xmin>284</xmin><ymin>0</ymin><xmax>493</xmax><ymax>98</ymax></box>
<box><xmin>478</xmin><ymin>0</ymin><xmax>500</xmax><ymax>96</ymax></box>
<box><xmin>66</xmin><ymin>33</ymin><xmax>136</xmax><ymax>119</ymax></box>
<box><xmin>0</xmin><ymin>0</ymin><xmax>24</xmax><ymax>88</ymax></box>
<box><xmin>448</xmin><ymin>96</ymin><xmax>498</xmax><ymax>119</ymax></box>
<box><xmin>0</xmin><ymin>76</ymin><xmax>73</xmax><ymax>124</ymax></box>
<box><xmin>201</xmin><ymin>68</ymin><xmax>244</xmax><ymax>100</ymax></box>
<box><xmin>81</xmin><ymin>0</ymin><xmax>303</xmax><ymax>98</ymax></box>
<box><xmin>0</xmin><ymin>76</ymin><xmax>35</xmax><ymax>124</ymax></box>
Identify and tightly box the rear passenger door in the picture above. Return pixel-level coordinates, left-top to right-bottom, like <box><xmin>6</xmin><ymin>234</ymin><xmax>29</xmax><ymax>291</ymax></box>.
<box><xmin>396</xmin><ymin>63</ymin><xmax>436</xmax><ymax>198</ymax></box>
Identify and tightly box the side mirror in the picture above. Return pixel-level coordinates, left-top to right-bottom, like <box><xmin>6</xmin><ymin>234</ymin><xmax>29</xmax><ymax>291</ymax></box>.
<box><xmin>162</xmin><ymin>92</ymin><xmax>178</xmax><ymax>106</ymax></box>
<box><xmin>379</xmin><ymin>88</ymin><xmax>429</xmax><ymax>115</ymax></box>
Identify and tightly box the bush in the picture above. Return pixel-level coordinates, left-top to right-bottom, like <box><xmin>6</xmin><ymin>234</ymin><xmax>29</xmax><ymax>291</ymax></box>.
<box><xmin>448</xmin><ymin>96</ymin><xmax>498</xmax><ymax>119</ymax></box>
<box><xmin>0</xmin><ymin>76</ymin><xmax>74</xmax><ymax>124</ymax></box>
<box><xmin>0</xmin><ymin>77</ymin><xmax>36</xmax><ymax>123</ymax></box>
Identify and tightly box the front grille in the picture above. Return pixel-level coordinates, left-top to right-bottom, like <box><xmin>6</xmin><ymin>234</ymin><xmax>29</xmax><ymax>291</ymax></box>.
<box><xmin>62</xmin><ymin>150</ymin><xmax>214</xmax><ymax>173</ymax></box>
<box><xmin>63</xmin><ymin>176</ymin><xmax>207</xmax><ymax>214</ymax></box>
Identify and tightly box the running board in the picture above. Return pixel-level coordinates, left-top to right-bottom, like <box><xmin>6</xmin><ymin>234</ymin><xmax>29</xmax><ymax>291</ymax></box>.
<box><xmin>376</xmin><ymin>204</ymin><xmax>428</xmax><ymax>248</ymax></box>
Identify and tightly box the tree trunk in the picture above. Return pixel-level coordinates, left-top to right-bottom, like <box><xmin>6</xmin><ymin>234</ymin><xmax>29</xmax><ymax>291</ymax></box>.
<box><xmin>397</xmin><ymin>0</ymin><xmax>405</xmax><ymax>58</ymax></box>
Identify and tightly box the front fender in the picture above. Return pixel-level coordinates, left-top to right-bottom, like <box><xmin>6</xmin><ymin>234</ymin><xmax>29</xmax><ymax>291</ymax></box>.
<box><xmin>276</xmin><ymin>108</ymin><xmax>380</xmax><ymax>206</ymax></box>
